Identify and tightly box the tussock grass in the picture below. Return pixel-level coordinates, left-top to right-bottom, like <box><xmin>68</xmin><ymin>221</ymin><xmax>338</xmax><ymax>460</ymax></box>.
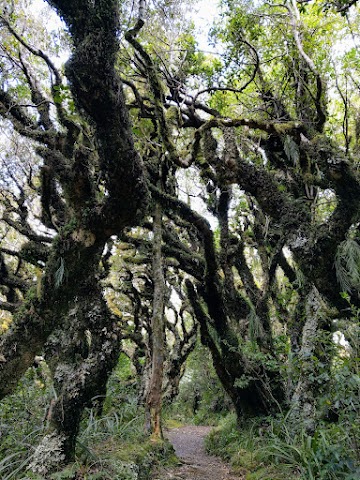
<box><xmin>205</xmin><ymin>413</ymin><xmax>360</xmax><ymax>480</ymax></box>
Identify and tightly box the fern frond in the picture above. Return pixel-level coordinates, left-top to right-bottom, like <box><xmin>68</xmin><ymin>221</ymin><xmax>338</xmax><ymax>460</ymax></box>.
<box><xmin>283</xmin><ymin>135</ymin><xmax>300</xmax><ymax>167</ymax></box>
<box><xmin>335</xmin><ymin>239</ymin><xmax>360</xmax><ymax>293</ymax></box>
<box><xmin>54</xmin><ymin>257</ymin><xmax>65</xmax><ymax>288</ymax></box>
<box><xmin>248</xmin><ymin>306</ymin><xmax>263</xmax><ymax>345</ymax></box>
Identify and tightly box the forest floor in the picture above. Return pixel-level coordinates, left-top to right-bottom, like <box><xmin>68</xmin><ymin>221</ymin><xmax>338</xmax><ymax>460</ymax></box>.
<box><xmin>151</xmin><ymin>425</ymin><xmax>245</xmax><ymax>480</ymax></box>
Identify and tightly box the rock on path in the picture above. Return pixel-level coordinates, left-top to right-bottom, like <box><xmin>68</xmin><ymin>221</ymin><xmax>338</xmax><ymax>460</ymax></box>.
<box><xmin>151</xmin><ymin>425</ymin><xmax>244</xmax><ymax>480</ymax></box>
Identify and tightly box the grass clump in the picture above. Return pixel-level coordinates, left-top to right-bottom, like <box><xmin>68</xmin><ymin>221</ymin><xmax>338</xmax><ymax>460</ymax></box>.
<box><xmin>75</xmin><ymin>407</ymin><xmax>175</xmax><ymax>480</ymax></box>
<box><xmin>0</xmin><ymin>369</ymin><xmax>51</xmax><ymax>479</ymax></box>
<box><xmin>205</xmin><ymin>412</ymin><xmax>359</xmax><ymax>480</ymax></box>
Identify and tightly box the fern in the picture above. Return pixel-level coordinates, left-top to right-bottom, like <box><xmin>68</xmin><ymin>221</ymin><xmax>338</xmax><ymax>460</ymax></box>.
<box><xmin>335</xmin><ymin>239</ymin><xmax>360</xmax><ymax>293</ymax></box>
<box><xmin>248</xmin><ymin>307</ymin><xmax>262</xmax><ymax>345</ymax></box>
<box><xmin>283</xmin><ymin>135</ymin><xmax>300</xmax><ymax>167</ymax></box>
<box><xmin>54</xmin><ymin>258</ymin><xmax>65</xmax><ymax>288</ymax></box>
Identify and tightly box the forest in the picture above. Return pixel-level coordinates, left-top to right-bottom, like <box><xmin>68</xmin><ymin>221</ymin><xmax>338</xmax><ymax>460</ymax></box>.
<box><xmin>0</xmin><ymin>0</ymin><xmax>359</xmax><ymax>478</ymax></box>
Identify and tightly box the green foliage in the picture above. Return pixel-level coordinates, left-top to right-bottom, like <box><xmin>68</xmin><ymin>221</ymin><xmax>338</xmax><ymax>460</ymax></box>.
<box><xmin>261</xmin><ymin>417</ymin><xmax>359</xmax><ymax>480</ymax></box>
<box><xmin>0</xmin><ymin>355</ymin><xmax>173</xmax><ymax>479</ymax></box>
<box><xmin>2</xmin><ymin>1</ymin><xmax>360</xmax><ymax>479</ymax></box>
<box><xmin>203</xmin><ymin>311</ymin><xmax>360</xmax><ymax>479</ymax></box>
<box><xmin>101</xmin><ymin>353</ymin><xmax>141</xmax><ymax>413</ymax></box>
<box><xmin>206</xmin><ymin>410</ymin><xmax>360</xmax><ymax>480</ymax></box>
<box><xmin>52</xmin><ymin>85</ymin><xmax>76</xmax><ymax>113</ymax></box>
<box><xmin>335</xmin><ymin>238</ymin><xmax>360</xmax><ymax>293</ymax></box>
<box><xmin>71</xmin><ymin>356</ymin><xmax>174</xmax><ymax>480</ymax></box>
<box><xmin>0</xmin><ymin>369</ymin><xmax>51</xmax><ymax>478</ymax></box>
<box><xmin>165</xmin><ymin>342</ymin><xmax>231</xmax><ymax>425</ymax></box>
<box><xmin>172</xmin><ymin>30</ymin><xmax>223</xmax><ymax>87</ymax></box>
<box><xmin>204</xmin><ymin>414</ymin><xmax>295</xmax><ymax>479</ymax></box>
<box><xmin>76</xmin><ymin>406</ymin><xmax>174</xmax><ymax>480</ymax></box>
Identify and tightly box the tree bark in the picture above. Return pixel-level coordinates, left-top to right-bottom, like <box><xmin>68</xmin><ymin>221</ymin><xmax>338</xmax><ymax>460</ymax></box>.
<box><xmin>28</xmin><ymin>280</ymin><xmax>122</xmax><ymax>473</ymax></box>
<box><xmin>146</xmin><ymin>202</ymin><xmax>165</xmax><ymax>441</ymax></box>
<box><xmin>186</xmin><ymin>280</ymin><xmax>284</xmax><ymax>418</ymax></box>
<box><xmin>0</xmin><ymin>0</ymin><xmax>148</xmax><ymax>403</ymax></box>
<box><xmin>0</xmin><ymin>232</ymin><xmax>105</xmax><ymax>400</ymax></box>
<box><xmin>290</xmin><ymin>286</ymin><xmax>324</xmax><ymax>433</ymax></box>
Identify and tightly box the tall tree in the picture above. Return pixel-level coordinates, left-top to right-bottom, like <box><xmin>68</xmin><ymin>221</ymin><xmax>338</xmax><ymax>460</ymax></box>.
<box><xmin>0</xmin><ymin>0</ymin><xmax>148</xmax><ymax>470</ymax></box>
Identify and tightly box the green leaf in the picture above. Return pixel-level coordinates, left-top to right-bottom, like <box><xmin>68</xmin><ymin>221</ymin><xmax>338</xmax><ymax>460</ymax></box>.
<box><xmin>283</xmin><ymin>135</ymin><xmax>300</xmax><ymax>167</ymax></box>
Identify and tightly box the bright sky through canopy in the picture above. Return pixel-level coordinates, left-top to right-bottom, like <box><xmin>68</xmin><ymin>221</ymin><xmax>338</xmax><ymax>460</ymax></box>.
<box><xmin>193</xmin><ymin>0</ymin><xmax>220</xmax><ymax>50</ymax></box>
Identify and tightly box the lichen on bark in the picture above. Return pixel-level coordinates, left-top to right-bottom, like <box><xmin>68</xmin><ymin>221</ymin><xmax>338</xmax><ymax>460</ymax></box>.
<box><xmin>28</xmin><ymin>432</ymin><xmax>67</xmax><ymax>475</ymax></box>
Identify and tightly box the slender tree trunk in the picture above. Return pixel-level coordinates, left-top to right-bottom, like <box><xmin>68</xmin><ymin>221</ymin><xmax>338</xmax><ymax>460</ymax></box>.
<box><xmin>146</xmin><ymin>202</ymin><xmax>165</xmax><ymax>441</ymax></box>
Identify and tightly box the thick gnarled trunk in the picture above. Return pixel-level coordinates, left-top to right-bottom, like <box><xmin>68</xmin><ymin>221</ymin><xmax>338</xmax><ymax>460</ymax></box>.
<box><xmin>0</xmin><ymin>0</ymin><xmax>148</xmax><ymax>471</ymax></box>
<box><xmin>29</xmin><ymin>290</ymin><xmax>121</xmax><ymax>473</ymax></box>
<box><xmin>186</xmin><ymin>280</ymin><xmax>285</xmax><ymax>419</ymax></box>
<box><xmin>0</xmin><ymin>232</ymin><xmax>105</xmax><ymax>401</ymax></box>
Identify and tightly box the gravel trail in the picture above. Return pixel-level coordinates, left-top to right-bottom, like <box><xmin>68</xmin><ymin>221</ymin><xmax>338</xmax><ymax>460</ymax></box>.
<box><xmin>151</xmin><ymin>425</ymin><xmax>244</xmax><ymax>480</ymax></box>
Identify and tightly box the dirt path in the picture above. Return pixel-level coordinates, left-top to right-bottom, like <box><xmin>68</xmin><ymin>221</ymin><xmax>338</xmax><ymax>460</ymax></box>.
<box><xmin>151</xmin><ymin>426</ymin><xmax>244</xmax><ymax>480</ymax></box>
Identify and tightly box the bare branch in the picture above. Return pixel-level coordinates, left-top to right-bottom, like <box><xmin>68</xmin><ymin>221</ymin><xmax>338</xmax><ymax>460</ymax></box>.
<box><xmin>0</xmin><ymin>13</ymin><xmax>61</xmax><ymax>84</ymax></box>
<box><xmin>0</xmin><ymin>300</ymin><xmax>17</xmax><ymax>313</ymax></box>
<box><xmin>194</xmin><ymin>39</ymin><xmax>259</xmax><ymax>103</ymax></box>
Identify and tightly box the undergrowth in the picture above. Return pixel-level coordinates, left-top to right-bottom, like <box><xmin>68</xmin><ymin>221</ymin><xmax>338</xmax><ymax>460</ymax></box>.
<box><xmin>0</xmin><ymin>368</ymin><xmax>49</xmax><ymax>480</ymax></box>
<box><xmin>0</xmin><ymin>356</ymin><xmax>174</xmax><ymax>479</ymax></box>
<box><xmin>205</xmin><ymin>412</ymin><xmax>360</xmax><ymax>480</ymax></box>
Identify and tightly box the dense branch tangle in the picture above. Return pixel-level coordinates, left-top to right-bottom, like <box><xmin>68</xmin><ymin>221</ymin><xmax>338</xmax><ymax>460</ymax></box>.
<box><xmin>0</xmin><ymin>0</ymin><xmax>360</xmax><ymax>474</ymax></box>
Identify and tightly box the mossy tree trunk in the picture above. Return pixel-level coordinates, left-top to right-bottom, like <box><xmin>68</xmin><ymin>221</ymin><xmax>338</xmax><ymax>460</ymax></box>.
<box><xmin>186</xmin><ymin>280</ymin><xmax>284</xmax><ymax>418</ymax></box>
<box><xmin>0</xmin><ymin>0</ymin><xmax>148</xmax><ymax>471</ymax></box>
<box><xmin>0</xmin><ymin>0</ymin><xmax>148</xmax><ymax>392</ymax></box>
<box><xmin>0</xmin><ymin>233</ymin><xmax>106</xmax><ymax>400</ymax></box>
<box><xmin>146</xmin><ymin>202</ymin><xmax>165</xmax><ymax>441</ymax></box>
<box><xmin>289</xmin><ymin>286</ymin><xmax>324</xmax><ymax>432</ymax></box>
<box><xmin>30</xmin><ymin>288</ymin><xmax>122</xmax><ymax>473</ymax></box>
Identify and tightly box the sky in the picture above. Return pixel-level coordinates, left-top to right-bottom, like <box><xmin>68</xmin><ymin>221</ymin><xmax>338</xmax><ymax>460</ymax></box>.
<box><xmin>193</xmin><ymin>0</ymin><xmax>220</xmax><ymax>50</ymax></box>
